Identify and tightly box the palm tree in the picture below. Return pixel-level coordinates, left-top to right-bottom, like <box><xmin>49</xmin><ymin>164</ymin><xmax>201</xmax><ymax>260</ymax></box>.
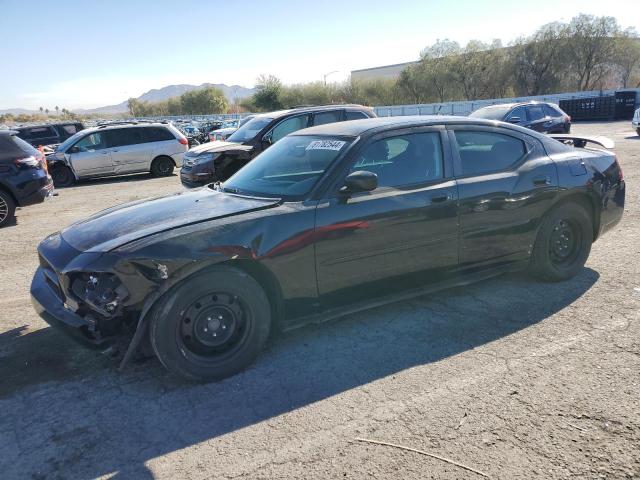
<box><xmin>45</xmin><ymin>108</ymin><xmax>49</xmax><ymax>115</ymax></box>
<box><xmin>55</xmin><ymin>106</ymin><xmax>59</xmax><ymax>116</ymax></box>
<box><xmin>39</xmin><ymin>107</ymin><xmax>43</xmax><ymax>113</ymax></box>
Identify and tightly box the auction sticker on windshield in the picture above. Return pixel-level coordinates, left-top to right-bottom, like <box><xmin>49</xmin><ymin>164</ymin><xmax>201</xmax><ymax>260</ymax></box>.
<box><xmin>305</xmin><ymin>140</ymin><xmax>346</xmax><ymax>151</ymax></box>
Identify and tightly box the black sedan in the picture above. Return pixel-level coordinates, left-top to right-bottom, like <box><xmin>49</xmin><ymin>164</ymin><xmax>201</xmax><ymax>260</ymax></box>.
<box><xmin>470</xmin><ymin>101</ymin><xmax>571</xmax><ymax>133</ymax></box>
<box><xmin>31</xmin><ymin>116</ymin><xmax>625</xmax><ymax>381</ymax></box>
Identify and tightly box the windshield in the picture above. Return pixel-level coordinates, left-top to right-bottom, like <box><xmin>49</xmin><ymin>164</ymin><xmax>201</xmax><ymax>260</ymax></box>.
<box><xmin>223</xmin><ymin>135</ymin><xmax>352</xmax><ymax>198</ymax></box>
<box><xmin>56</xmin><ymin>130</ymin><xmax>86</xmax><ymax>152</ymax></box>
<box><xmin>227</xmin><ymin>116</ymin><xmax>273</xmax><ymax>143</ymax></box>
<box><xmin>469</xmin><ymin>105</ymin><xmax>512</xmax><ymax>120</ymax></box>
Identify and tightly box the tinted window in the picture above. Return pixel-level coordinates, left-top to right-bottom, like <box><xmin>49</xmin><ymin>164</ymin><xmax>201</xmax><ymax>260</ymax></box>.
<box><xmin>271</xmin><ymin>115</ymin><xmax>311</xmax><ymax>143</ymax></box>
<box><xmin>543</xmin><ymin>105</ymin><xmax>561</xmax><ymax>117</ymax></box>
<box><xmin>350</xmin><ymin>132</ymin><xmax>443</xmax><ymax>188</ymax></box>
<box><xmin>469</xmin><ymin>105</ymin><xmax>512</xmax><ymax>120</ymax></box>
<box><xmin>142</xmin><ymin>127</ymin><xmax>175</xmax><ymax>142</ymax></box>
<box><xmin>24</xmin><ymin>126</ymin><xmax>56</xmax><ymax>139</ymax></box>
<box><xmin>10</xmin><ymin>135</ymin><xmax>40</xmax><ymax>156</ymax></box>
<box><xmin>312</xmin><ymin>110</ymin><xmax>342</xmax><ymax>126</ymax></box>
<box><xmin>60</xmin><ymin>124</ymin><xmax>80</xmax><ymax>136</ymax></box>
<box><xmin>74</xmin><ymin>132</ymin><xmax>107</xmax><ymax>151</ymax></box>
<box><xmin>506</xmin><ymin>106</ymin><xmax>527</xmax><ymax>121</ymax></box>
<box><xmin>455</xmin><ymin>131</ymin><xmax>526</xmax><ymax>176</ymax></box>
<box><xmin>227</xmin><ymin>116</ymin><xmax>273</xmax><ymax>143</ymax></box>
<box><xmin>345</xmin><ymin>111</ymin><xmax>369</xmax><ymax>120</ymax></box>
<box><xmin>106</xmin><ymin>128</ymin><xmax>144</xmax><ymax>147</ymax></box>
<box><xmin>527</xmin><ymin>106</ymin><xmax>545</xmax><ymax>121</ymax></box>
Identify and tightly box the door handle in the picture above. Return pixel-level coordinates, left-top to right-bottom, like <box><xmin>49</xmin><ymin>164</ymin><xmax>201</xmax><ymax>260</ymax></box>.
<box><xmin>431</xmin><ymin>194</ymin><xmax>450</xmax><ymax>203</ymax></box>
<box><xmin>532</xmin><ymin>176</ymin><xmax>551</xmax><ymax>186</ymax></box>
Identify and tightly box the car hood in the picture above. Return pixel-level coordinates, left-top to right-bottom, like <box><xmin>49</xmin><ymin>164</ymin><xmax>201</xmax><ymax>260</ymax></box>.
<box><xmin>186</xmin><ymin>140</ymin><xmax>253</xmax><ymax>155</ymax></box>
<box><xmin>60</xmin><ymin>188</ymin><xmax>280</xmax><ymax>252</ymax></box>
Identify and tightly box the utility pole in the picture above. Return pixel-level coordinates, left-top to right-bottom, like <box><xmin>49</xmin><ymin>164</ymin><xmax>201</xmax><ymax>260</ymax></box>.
<box><xmin>323</xmin><ymin>71</ymin><xmax>338</xmax><ymax>86</ymax></box>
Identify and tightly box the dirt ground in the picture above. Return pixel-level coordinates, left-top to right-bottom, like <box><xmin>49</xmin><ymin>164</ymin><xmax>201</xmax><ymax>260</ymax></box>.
<box><xmin>0</xmin><ymin>121</ymin><xmax>638</xmax><ymax>480</ymax></box>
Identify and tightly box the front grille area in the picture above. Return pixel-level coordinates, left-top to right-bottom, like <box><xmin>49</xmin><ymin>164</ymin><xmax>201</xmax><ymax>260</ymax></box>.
<box><xmin>39</xmin><ymin>254</ymin><xmax>64</xmax><ymax>302</ymax></box>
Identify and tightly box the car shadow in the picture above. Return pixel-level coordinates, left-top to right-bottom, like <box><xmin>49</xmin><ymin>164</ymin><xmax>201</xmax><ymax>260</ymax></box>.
<box><xmin>0</xmin><ymin>268</ymin><xmax>599</xmax><ymax>479</ymax></box>
<box><xmin>623</xmin><ymin>135</ymin><xmax>639</xmax><ymax>140</ymax></box>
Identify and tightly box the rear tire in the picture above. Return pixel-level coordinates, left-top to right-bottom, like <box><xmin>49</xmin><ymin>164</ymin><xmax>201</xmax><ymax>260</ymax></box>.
<box><xmin>150</xmin><ymin>156</ymin><xmax>174</xmax><ymax>177</ymax></box>
<box><xmin>150</xmin><ymin>266</ymin><xmax>271</xmax><ymax>381</ymax></box>
<box><xmin>530</xmin><ymin>202</ymin><xmax>592</xmax><ymax>282</ymax></box>
<box><xmin>0</xmin><ymin>189</ymin><xmax>16</xmax><ymax>228</ymax></box>
<box><xmin>50</xmin><ymin>164</ymin><xmax>75</xmax><ymax>187</ymax></box>
<box><xmin>636</xmin><ymin>128</ymin><xmax>640</xmax><ymax>136</ymax></box>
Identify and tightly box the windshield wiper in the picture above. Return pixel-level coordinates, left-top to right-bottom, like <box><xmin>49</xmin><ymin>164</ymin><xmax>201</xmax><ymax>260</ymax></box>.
<box><xmin>221</xmin><ymin>186</ymin><xmax>240</xmax><ymax>194</ymax></box>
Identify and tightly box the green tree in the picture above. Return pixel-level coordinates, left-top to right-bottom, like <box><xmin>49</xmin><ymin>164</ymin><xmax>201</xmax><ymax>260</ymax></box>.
<box><xmin>253</xmin><ymin>74</ymin><xmax>283</xmax><ymax>111</ymax></box>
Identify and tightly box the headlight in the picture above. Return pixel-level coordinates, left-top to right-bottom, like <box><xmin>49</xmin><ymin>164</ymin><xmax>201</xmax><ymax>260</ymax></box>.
<box><xmin>70</xmin><ymin>272</ymin><xmax>129</xmax><ymax>316</ymax></box>
<box><xmin>185</xmin><ymin>153</ymin><xmax>218</xmax><ymax>166</ymax></box>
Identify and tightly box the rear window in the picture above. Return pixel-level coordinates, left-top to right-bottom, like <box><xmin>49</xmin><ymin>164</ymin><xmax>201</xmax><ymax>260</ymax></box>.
<box><xmin>543</xmin><ymin>105</ymin><xmax>561</xmax><ymax>117</ymax></box>
<box><xmin>142</xmin><ymin>127</ymin><xmax>175</xmax><ymax>142</ymax></box>
<box><xmin>10</xmin><ymin>135</ymin><xmax>40</xmax><ymax>156</ymax></box>
<box><xmin>345</xmin><ymin>111</ymin><xmax>369</xmax><ymax>120</ymax></box>
<box><xmin>469</xmin><ymin>105</ymin><xmax>511</xmax><ymax>120</ymax></box>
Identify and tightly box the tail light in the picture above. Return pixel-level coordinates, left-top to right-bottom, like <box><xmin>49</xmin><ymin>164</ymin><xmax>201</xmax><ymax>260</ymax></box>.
<box><xmin>15</xmin><ymin>156</ymin><xmax>40</xmax><ymax>167</ymax></box>
<box><xmin>565</xmin><ymin>115</ymin><xmax>571</xmax><ymax>122</ymax></box>
<box><xmin>178</xmin><ymin>137</ymin><xmax>188</xmax><ymax>146</ymax></box>
<box><xmin>614</xmin><ymin>156</ymin><xmax>624</xmax><ymax>181</ymax></box>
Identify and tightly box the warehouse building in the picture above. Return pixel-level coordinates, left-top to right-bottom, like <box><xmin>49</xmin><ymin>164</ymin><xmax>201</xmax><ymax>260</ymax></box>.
<box><xmin>350</xmin><ymin>61</ymin><xmax>418</xmax><ymax>82</ymax></box>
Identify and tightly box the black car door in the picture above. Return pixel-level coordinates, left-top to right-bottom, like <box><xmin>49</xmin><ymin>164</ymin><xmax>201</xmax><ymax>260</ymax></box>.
<box><xmin>525</xmin><ymin>105</ymin><xmax>550</xmax><ymax>132</ymax></box>
<box><xmin>314</xmin><ymin>127</ymin><xmax>459</xmax><ymax>306</ymax></box>
<box><xmin>448</xmin><ymin>125</ymin><xmax>558</xmax><ymax>271</ymax></box>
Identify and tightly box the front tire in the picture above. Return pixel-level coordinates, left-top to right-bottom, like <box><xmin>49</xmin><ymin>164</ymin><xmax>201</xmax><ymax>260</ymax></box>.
<box><xmin>530</xmin><ymin>202</ymin><xmax>593</xmax><ymax>282</ymax></box>
<box><xmin>0</xmin><ymin>189</ymin><xmax>16</xmax><ymax>228</ymax></box>
<box><xmin>50</xmin><ymin>164</ymin><xmax>75</xmax><ymax>187</ymax></box>
<box><xmin>150</xmin><ymin>266</ymin><xmax>271</xmax><ymax>381</ymax></box>
<box><xmin>150</xmin><ymin>156</ymin><xmax>174</xmax><ymax>177</ymax></box>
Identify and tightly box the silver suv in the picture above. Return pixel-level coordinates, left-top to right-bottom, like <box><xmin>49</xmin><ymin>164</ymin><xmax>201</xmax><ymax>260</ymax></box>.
<box><xmin>47</xmin><ymin>122</ymin><xmax>188</xmax><ymax>187</ymax></box>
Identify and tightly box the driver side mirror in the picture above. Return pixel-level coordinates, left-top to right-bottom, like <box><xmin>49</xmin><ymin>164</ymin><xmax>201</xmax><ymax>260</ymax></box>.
<box><xmin>261</xmin><ymin>132</ymin><xmax>273</xmax><ymax>148</ymax></box>
<box><xmin>68</xmin><ymin>146</ymin><xmax>80</xmax><ymax>154</ymax></box>
<box><xmin>507</xmin><ymin>116</ymin><xmax>521</xmax><ymax>123</ymax></box>
<box><xmin>340</xmin><ymin>170</ymin><xmax>378</xmax><ymax>195</ymax></box>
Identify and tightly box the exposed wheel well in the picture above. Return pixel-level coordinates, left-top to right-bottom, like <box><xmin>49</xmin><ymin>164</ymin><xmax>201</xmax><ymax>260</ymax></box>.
<box><xmin>0</xmin><ymin>184</ymin><xmax>17</xmax><ymax>205</ymax></box>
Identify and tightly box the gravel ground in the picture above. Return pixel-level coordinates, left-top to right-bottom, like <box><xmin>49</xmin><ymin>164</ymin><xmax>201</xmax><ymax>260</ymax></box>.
<box><xmin>0</xmin><ymin>121</ymin><xmax>638</xmax><ymax>480</ymax></box>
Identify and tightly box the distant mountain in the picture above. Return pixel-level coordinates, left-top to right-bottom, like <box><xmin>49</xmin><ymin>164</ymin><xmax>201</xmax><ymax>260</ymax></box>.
<box><xmin>76</xmin><ymin>83</ymin><xmax>256</xmax><ymax>114</ymax></box>
<box><xmin>0</xmin><ymin>108</ymin><xmax>41</xmax><ymax>115</ymax></box>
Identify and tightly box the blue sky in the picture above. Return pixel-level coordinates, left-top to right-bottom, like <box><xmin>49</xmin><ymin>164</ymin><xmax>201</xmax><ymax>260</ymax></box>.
<box><xmin>1</xmin><ymin>0</ymin><xmax>638</xmax><ymax>110</ymax></box>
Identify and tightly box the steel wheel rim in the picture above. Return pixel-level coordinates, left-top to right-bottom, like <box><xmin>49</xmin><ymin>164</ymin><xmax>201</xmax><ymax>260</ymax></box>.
<box><xmin>549</xmin><ymin>218</ymin><xmax>581</xmax><ymax>266</ymax></box>
<box><xmin>0</xmin><ymin>196</ymin><xmax>8</xmax><ymax>223</ymax></box>
<box><xmin>176</xmin><ymin>292</ymin><xmax>251</xmax><ymax>362</ymax></box>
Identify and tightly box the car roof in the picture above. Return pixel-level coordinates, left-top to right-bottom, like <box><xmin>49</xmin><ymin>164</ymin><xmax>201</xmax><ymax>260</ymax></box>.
<box><xmin>17</xmin><ymin>122</ymin><xmax>82</xmax><ymax>129</ymax></box>
<box><xmin>292</xmin><ymin>115</ymin><xmax>550</xmax><ymax>139</ymax></box>
<box><xmin>476</xmin><ymin>101</ymin><xmax>557</xmax><ymax>111</ymax></box>
<box><xmin>83</xmin><ymin>122</ymin><xmax>171</xmax><ymax>134</ymax></box>
<box><xmin>253</xmin><ymin>104</ymin><xmax>371</xmax><ymax>120</ymax></box>
<box><xmin>0</xmin><ymin>130</ymin><xmax>18</xmax><ymax>136</ymax></box>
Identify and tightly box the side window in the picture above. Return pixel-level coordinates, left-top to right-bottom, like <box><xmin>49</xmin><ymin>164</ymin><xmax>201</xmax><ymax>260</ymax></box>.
<box><xmin>26</xmin><ymin>127</ymin><xmax>56</xmax><ymax>139</ymax></box>
<box><xmin>74</xmin><ymin>133</ymin><xmax>106</xmax><ymax>152</ymax></box>
<box><xmin>60</xmin><ymin>124</ymin><xmax>79</xmax><ymax>136</ymax></box>
<box><xmin>454</xmin><ymin>131</ymin><xmax>526</xmax><ymax>176</ymax></box>
<box><xmin>142</xmin><ymin>127</ymin><xmax>175</xmax><ymax>142</ymax></box>
<box><xmin>345</xmin><ymin>111</ymin><xmax>369</xmax><ymax>121</ymax></box>
<box><xmin>527</xmin><ymin>106</ymin><xmax>545</xmax><ymax>121</ymax></box>
<box><xmin>106</xmin><ymin>128</ymin><xmax>143</xmax><ymax>147</ymax></box>
<box><xmin>543</xmin><ymin>105</ymin><xmax>560</xmax><ymax>117</ymax></box>
<box><xmin>312</xmin><ymin>110</ymin><xmax>342</xmax><ymax>126</ymax></box>
<box><xmin>350</xmin><ymin>132</ymin><xmax>443</xmax><ymax>188</ymax></box>
<box><xmin>506</xmin><ymin>106</ymin><xmax>527</xmax><ymax>122</ymax></box>
<box><xmin>271</xmin><ymin>115</ymin><xmax>310</xmax><ymax>143</ymax></box>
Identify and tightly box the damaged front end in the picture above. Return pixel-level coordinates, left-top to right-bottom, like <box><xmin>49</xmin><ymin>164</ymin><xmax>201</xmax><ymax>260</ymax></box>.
<box><xmin>30</xmin><ymin>233</ymin><xmax>165</xmax><ymax>353</ymax></box>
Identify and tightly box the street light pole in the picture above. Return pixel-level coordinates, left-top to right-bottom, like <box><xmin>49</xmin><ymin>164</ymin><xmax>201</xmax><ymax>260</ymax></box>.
<box><xmin>323</xmin><ymin>71</ymin><xmax>338</xmax><ymax>86</ymax></box>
